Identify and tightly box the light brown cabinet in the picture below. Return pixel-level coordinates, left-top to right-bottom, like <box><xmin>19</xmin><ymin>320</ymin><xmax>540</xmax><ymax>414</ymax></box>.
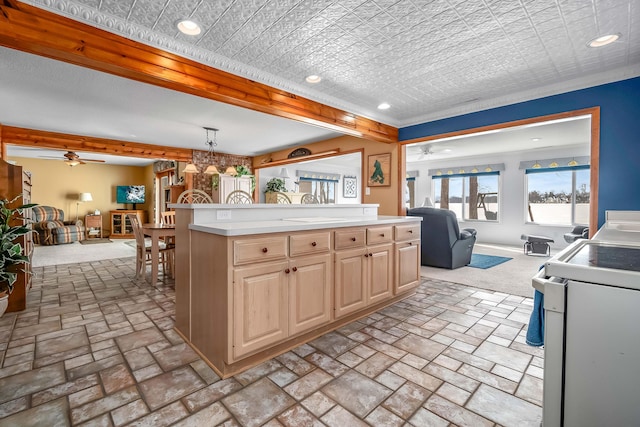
<box><xmin>184</xmin><ymin>219</ymin><xmax>420</xmax><ymax>378</ymax></box>
<box><xmin>109</xmin><ymin>210</ymin><xmax>146</xmax><ymax>238</ymax></box>
<box><xmin>334</xmin><ymin>226</ymin><xmax>393</xmax><ymax>318</ymax></box>
<box><xmin>231</xmin><ymin>234</ymin><xmax>332</xmax><ymax>360</ymax></box>
<box><xmin>394</xmin><ymin>224</ymin><xmax>421</xmax><ymax>294</ymax></box>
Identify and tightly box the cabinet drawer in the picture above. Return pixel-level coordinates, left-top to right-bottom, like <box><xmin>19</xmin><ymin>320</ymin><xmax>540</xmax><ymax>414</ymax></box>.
<box><xmin>290</xmin><ymin>232</ymin><xmax>331</xmax><ymax>257</ymax></box>
<box><xmin>234</xmin><ymin>236</ymin><xmax>287</xmax><ymax>266</ymax></box>
<box><xmin>334</xmin><ymin>228</ymin><xmax>366</xmax><ymax>250</ymax></box>
<box><xmin>367</xmin><ymin>226</ymin><xmax>393</xmax><ymax>245</ymax></box>
<box><xmin>394</xmin><ymin>224</ymin><xmax>421</xmax><ymax>241</ymax></box>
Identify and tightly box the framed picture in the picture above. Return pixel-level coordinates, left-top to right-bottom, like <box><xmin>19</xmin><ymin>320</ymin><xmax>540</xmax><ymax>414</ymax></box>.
<box><xmin>367</xmin><ymin>153</ymin><xmax>391</xmax><ymax>187</ymax></box>
<box><xmin>343</xmin><ymin>176</ymin><xmax>357</xmax><ymax>198</ymax></box>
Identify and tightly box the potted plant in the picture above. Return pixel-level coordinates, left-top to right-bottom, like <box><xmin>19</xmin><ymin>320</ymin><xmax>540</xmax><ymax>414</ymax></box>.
<box><xmin>264</xmin><ymin>177</ymin><xmax>288</xmax><ymax>204</ymax></box>
<box><xmin>0</xmin><ymin>195</ymin><xmax>36</xmax><ymax>316</ymax></box>
<box><xmin>265</xmin><ymin>177</ymin><xmax>287</xmax><ymax>193</ymax></box>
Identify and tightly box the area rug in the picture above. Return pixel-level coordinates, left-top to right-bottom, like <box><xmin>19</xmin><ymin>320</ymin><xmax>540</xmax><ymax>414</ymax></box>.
<box><xmin>80</xmin><ymin>238</ymin><xmax>112</xmax><ymax>245</ymax></box>
<box><xmin>468</xmin><ymin>253</ymin><xmax>513</xmax><ymax>269</ymax></box>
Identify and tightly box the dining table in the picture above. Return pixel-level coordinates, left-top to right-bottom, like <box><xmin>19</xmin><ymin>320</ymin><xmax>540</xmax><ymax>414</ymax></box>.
<box><xmin>141</xmin><ymin>223</ymin><xmax>176</xmax><ymax>285</ymax></box>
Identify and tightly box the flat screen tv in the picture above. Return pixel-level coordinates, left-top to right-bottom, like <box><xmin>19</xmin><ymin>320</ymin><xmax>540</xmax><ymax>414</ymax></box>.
<box><xmin>116</xmin><ymin>185</ymin><xmax>145</xmax><ymax>208</ymax></box>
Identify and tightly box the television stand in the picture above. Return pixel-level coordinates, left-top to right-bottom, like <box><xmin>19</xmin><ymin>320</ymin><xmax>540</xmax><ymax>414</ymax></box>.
<box><xmin>110</xmin><ymin>210</ymin><xmax>147</xmax><ymax>238</ymax></box>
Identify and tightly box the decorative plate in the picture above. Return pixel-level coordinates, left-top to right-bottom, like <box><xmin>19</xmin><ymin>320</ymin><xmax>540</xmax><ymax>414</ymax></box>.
<box><xmin>288</xmin><ymin>147</ymin><xmax>311</xmax><ymax>158</ymax></box>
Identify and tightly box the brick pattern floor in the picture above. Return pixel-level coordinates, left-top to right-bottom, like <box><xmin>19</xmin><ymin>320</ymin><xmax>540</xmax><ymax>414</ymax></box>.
<box><xmin>0</xmin><ymin>257</ymin><xmax>543</xmax><ymax>426</ymax></box>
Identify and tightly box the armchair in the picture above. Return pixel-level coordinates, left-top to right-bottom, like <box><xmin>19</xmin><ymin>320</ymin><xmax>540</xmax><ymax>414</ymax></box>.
<box><xmin>407</xmin><ymin>207</ymin><xmax>477</xmax><ymax>269</ymax></box>
<box><xmin>564</xmin><ymin>225</ymin><xmax>589</xmax><ymax>243</ymax></box>
<box><xmin>32</xmin><ymin>206</ymin><xmax>85</xmax><ymax>245</ymax></box>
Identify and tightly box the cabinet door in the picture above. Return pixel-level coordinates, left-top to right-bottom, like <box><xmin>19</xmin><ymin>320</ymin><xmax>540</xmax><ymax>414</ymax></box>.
<box><xmin>334</xmin><ymin>247</ymin><xmax>367</xmax><ymax>318</ymax></box>
<box><xmin>233</xmin><ymin>261</ymin><xmax>289</xmax><ymax>360</ymax></box>
<box><xmin>367</xmin><ymin>243</ymin><xmax>393</xmax><ymax>304</ymax></box>
<box><xmin>288</xmin><ymin>254</ymin><xmax>332</xmax><ymax>336</ymax></box>
<box><xmin>395</xmin><ymin>240</ymin><xmax>421</xmax><ymax>294</ymax></box>
<box><xmin>219</xmin><ymin>175</ymin><xmax>236</xmax><ymax>203</ymax></box>
<box><xmin>236</xmin><ymin>176</ymin><xmax>252</xmax><ymax>194</ymax></box>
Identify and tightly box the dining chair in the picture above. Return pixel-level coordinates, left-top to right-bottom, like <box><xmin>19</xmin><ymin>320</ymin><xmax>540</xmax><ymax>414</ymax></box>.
<box><xmin>273</xmin><ymin>191</ymin><xmax>292</xmax><ymax>204</ymax></box>
<box><xmin>176</xmin><ymin>189</ymin><xmax>213</xmax><ymax>204</ymax></box>
<box><xmin>127</xmin><ymin>213</ymin><xmax>174</xmax><ymax>282</ymax></box>
<box><xmin>300</xmin><ymin>193</ymin><xmax>319</xmax><ymax>204</ymax></box>
<box><xmin>160</xmin><ymin>211</ymin><xmax>176</xmax><ymax>245</ymax></box>
<box><xmin>225</xmin><ymin>190</ymin><xmax>253</xmax><ymax>204</ymax></box>
<box><xmin>161</xmin><ymin>211</ymin><xmax>176</xmax><ymax>225</ymax></box>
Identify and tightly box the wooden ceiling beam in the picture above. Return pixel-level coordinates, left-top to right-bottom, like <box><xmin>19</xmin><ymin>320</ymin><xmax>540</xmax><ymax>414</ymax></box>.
<box><xmin>0</xmin><ymin>2</ymin><xmax>398</xmax><ymax>144</ymax></box>
<box><xmin>2</xmin><ymin>126</ymin><xmax>194</xmax><ymax>162</ymax></box>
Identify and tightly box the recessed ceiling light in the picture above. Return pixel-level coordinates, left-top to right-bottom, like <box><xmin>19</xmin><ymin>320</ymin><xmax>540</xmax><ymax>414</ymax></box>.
<box><xmin>532</xmin><ymin>137</ymin><xmax>541</xmax><ymax>142</ymax></box>
<box><xmin>305</xmin><ymin>75</ymin><xmax>321</xmax><ymax>83</ymax></box>
<box><xmin>177</xmin><ymin>19</ymin><xmax>201</xmax><ymax>36</ymax></box>
<box><xmin>378</xmin><ymin>102</ymin><xmax>391</xmax><ymax>110</ymax></box>
<box><xmin>588</xmin><ymin>33</ymin><xmax>620</xmax><ymax>48</ymax></box>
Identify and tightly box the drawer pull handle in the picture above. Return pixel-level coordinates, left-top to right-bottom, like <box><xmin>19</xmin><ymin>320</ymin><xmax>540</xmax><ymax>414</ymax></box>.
<box><xmin>285</xmin><ymin>268</ymin><xmax>290</xmax><ymax>274</ymax></box>
<box><xmin>364</xmin><ymin>253</ymin><xmax>369</xmax><ymax>257</ymax></box>
<box><xmin>380</xmin><ymin>233</ymin><xmax>385</xmax><ymax>237</ymax></box>
<box><xmin>292</xmin><ymin>267</ymin><xmax>297</xmax><ymax>272</ymax></box>
<box><xmin>262</xmin><ymin>247</ymin><xmax>268</xmax><ymax>253</ymax></box>
<box><xmin>369</xmin><ymin>253</ymin><xmax>373</xmax><ymax>257</ymax></box>
<box><xmin>311</xmin><ymin>241</ymin><xmax>317</xmax><ymax>247</ymax></box>
<box><xmin>408</xmin><ymin>242</ymin><xmax>412</xmax><ymax>245</ymax></box>
<box><xmin>351</xmin><ymin>237</ymin><xmax>356</xmax><ymax>241</ymax></box>
<box><xmin>409</xmin><ymin>229</ymin><xmax>413</xmax><ymax>233</ymax></box>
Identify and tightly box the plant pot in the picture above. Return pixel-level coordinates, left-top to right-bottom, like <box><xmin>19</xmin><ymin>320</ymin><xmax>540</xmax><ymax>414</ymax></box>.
<box><xmin>0</xmin><ymin>292</ymin><xmax>8</xmax><ymax>317</ymax></box>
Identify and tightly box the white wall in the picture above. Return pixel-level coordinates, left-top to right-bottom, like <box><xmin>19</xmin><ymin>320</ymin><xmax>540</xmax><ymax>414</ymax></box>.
<box><xmin>407</xmin><ymin>145</ymin><xmax>591</xmax><ymax>249</ymax></box>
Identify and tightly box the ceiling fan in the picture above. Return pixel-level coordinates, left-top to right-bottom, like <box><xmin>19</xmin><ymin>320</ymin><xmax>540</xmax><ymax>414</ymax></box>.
<box><xmin>412</xmin><ymin>144</ymin><xmax>452</xmax><ymax>160</ymax></box>
<box><xmin>41</xmin><ymin>151</ymin><xmax>106</xmax><ymax>166</ymax></box>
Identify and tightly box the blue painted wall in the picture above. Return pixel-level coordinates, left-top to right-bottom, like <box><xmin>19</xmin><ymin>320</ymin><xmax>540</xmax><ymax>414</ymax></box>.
<box><xmin>399</xmin><ymin>77</ymin><xmax>640</xmax><ymax>227</ymax></box>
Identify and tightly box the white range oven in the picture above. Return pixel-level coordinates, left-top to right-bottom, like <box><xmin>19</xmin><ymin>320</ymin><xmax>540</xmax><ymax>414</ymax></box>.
<box><xmin>532</xmin><ymin>211</ymin><xmax>640</xmax><ymax>427</ymax></box>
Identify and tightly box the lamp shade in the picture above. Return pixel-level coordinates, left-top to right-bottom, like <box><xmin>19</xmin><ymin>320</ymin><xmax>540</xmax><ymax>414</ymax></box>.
<box><xmin>225</xmin><ymin>166</ymin><xmax>237</xmax><ymax>176</ymax></box>
<box><xmin>79</xmin><ymin>192</ymin><xmax>93</xmax><ymax>202</ymax></box>
<box><xmin>278</xmin><ymin>168</ymin><xmax>291</xmax><ymax>178</ymax></box>
<box><xmin>182</xmin><ymin>163</ymin><xmax>199</xmax><ymax>173</ymax></box>
<box><xmin>422</xmin><ymin>196</ymin><xmax>434</xmax><ymax>207</ymax></box>
<box><xmin>204</xmin><ymin>165</ymin><xmax>220</xmax><ymax>174</ymax></box>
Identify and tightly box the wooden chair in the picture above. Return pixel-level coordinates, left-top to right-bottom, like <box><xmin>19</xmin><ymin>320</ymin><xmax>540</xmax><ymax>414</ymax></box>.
<box><xmin>273</xmin><ymin>191</ymin><xmax>291</xmax><ymax>204</ymax></box>
<box><xmin>225</xmin><ymin>190</ymin><xmax>253</xmax><ymax>204</ymax></box>
<box><xmin>300</xmin><ymin>193</ymin><xmax>319</xmax><ymax>204</ymax></box>
<box><xmin>161</xmin><ymin>211</ymin><xmax>176</xmax><ymax>225</ymax></box>
<box><xmin>127</xmin><ymin>214</ymin><xmax>174</xmax><ymax>282</ymax></box>
<box><xmin>160</xmin><ymin>211</ymin><xmax>176</xmax><ymax>245</ymax></box>
<box><xmin>176</xmin><ymin>189</ymin><xmax>213</xmax><ymax>204</ymax></box>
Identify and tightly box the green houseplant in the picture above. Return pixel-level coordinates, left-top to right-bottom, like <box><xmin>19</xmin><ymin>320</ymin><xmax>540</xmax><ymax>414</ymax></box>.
<box><xmin>264</xmin><ymin>177</ymin><xmax>287</xmax><ymax>193</ymax></box>
<box><xmin>0</xmin><ymin>195</ymin><xmax>36</xmax><ymax>300</ymax></box>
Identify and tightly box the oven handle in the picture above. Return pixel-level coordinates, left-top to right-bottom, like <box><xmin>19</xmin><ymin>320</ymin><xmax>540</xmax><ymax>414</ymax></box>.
<box><xmin>531</xmin><ymin>268</ymin><xmax>566</xmax><ymax>313</ymax></box>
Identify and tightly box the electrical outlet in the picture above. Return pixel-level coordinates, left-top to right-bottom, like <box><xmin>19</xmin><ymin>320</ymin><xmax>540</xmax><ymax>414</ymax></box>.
<box><xmin>216</xmin><ymin>210</ymin><xmax>232</xmax><ymax>220</ymax></box>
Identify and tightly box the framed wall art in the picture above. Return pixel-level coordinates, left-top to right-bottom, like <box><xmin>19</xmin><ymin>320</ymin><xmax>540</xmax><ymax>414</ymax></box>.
<box><xmin>343</xmin><ymin>176</ymin><xmax>357</xmax><ymax>198</ymax></box>
<box><xmin>367</xmin><ymin>153</ymin><xmax>391</xmax><ymax>187</ymax></box>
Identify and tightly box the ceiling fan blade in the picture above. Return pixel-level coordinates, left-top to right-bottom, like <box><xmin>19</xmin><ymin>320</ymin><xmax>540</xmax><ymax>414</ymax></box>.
<box><xmin>81</xmin><ymin>159</ymin><xmax>106</xmax><ymax>163</ymax></box>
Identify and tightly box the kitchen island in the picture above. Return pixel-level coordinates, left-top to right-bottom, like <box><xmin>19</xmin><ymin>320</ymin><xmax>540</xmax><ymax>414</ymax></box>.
<box><xmin>171</xmin><ymin>204</ymin><xmax>422</xmax><ymax>378</ymax></box>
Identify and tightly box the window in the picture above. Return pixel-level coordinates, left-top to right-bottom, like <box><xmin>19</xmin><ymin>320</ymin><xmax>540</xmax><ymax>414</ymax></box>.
<box><xmin>429</xmin><ymin>164</ymin><xmax>503</xmax><ymax>221</ymax></box>
<box><xmin>526</xmin><ymin>165</ymin><xmax>590</xmax><ymax>225</ymax></box>
<box><xmin>298</xmin><ymin>179</ymin><xmax>336</xmax><ymax>204</ymax></box>
<box><xmin>433</xmin><ymin>174</ymin><xmax>500</xmax><ymax>221</ymax></box>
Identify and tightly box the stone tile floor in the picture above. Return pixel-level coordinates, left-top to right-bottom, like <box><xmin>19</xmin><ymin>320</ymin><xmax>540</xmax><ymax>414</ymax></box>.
<box><xmin>0</xmin><ymin>257</ymin><xmax>543</xmax><ymax>426</ymax></box>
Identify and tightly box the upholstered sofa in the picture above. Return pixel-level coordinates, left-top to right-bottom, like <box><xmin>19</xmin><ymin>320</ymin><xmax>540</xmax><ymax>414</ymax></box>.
<box><xmin>407</xmin><ymin>207</ymin><xmax>477</xmax><ymax>269</ymax></box>
<box><xmin>32</xmin><ymin>206</ymin><xmax>85</xmax><ymax>245</ymax></box>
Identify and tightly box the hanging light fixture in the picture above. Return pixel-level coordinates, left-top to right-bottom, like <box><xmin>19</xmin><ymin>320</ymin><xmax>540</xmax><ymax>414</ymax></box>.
<box><xmin>549</xmin><ymin>161</ymin><xmax>559</xmax><ymax>168</ymax></box>
<box><xmin>568</xmin><ymin>158</ymin><xmax>579</xmax><ymax>166</ymax></box>
<box><xmin>532</xmin><ymin>160</ymin><xmax>542</xmax><ymax>169</ymax></box>
<box><xmin>203</xmin><ymin>127</ymin><xmax>220</xmax><ymax>175</ymax></box>
<box><xmin>182</xmin><ymin>163</ymin><xmax>198</xmax><ymax>174</ymax></box>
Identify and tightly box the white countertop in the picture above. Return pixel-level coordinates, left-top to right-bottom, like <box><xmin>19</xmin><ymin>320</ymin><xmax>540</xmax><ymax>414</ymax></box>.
<box><xmin>189</xmin><ymin>215</ymin><xmax>421</xmax><ymax>236</ymax></box>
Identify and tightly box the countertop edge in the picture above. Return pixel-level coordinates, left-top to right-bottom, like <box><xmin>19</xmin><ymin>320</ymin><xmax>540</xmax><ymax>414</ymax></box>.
<box><xmin>189</xmin><ymin>216</ymin><xmax>421</xmax><ymax>236</ymax></box>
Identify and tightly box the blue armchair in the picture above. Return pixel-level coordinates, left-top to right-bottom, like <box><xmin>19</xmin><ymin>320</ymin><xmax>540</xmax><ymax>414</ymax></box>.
<box><xmin>407</xmin><ymin>207</ymin><xmax>477</xmax><ymax>269</ymax></box>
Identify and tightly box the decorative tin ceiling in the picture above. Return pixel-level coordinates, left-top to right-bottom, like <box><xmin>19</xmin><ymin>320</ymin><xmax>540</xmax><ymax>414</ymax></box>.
<box><xmin>23</xmin><ymin>0</ymin><xmax>640</xmax><ymax>127</ymax></box>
